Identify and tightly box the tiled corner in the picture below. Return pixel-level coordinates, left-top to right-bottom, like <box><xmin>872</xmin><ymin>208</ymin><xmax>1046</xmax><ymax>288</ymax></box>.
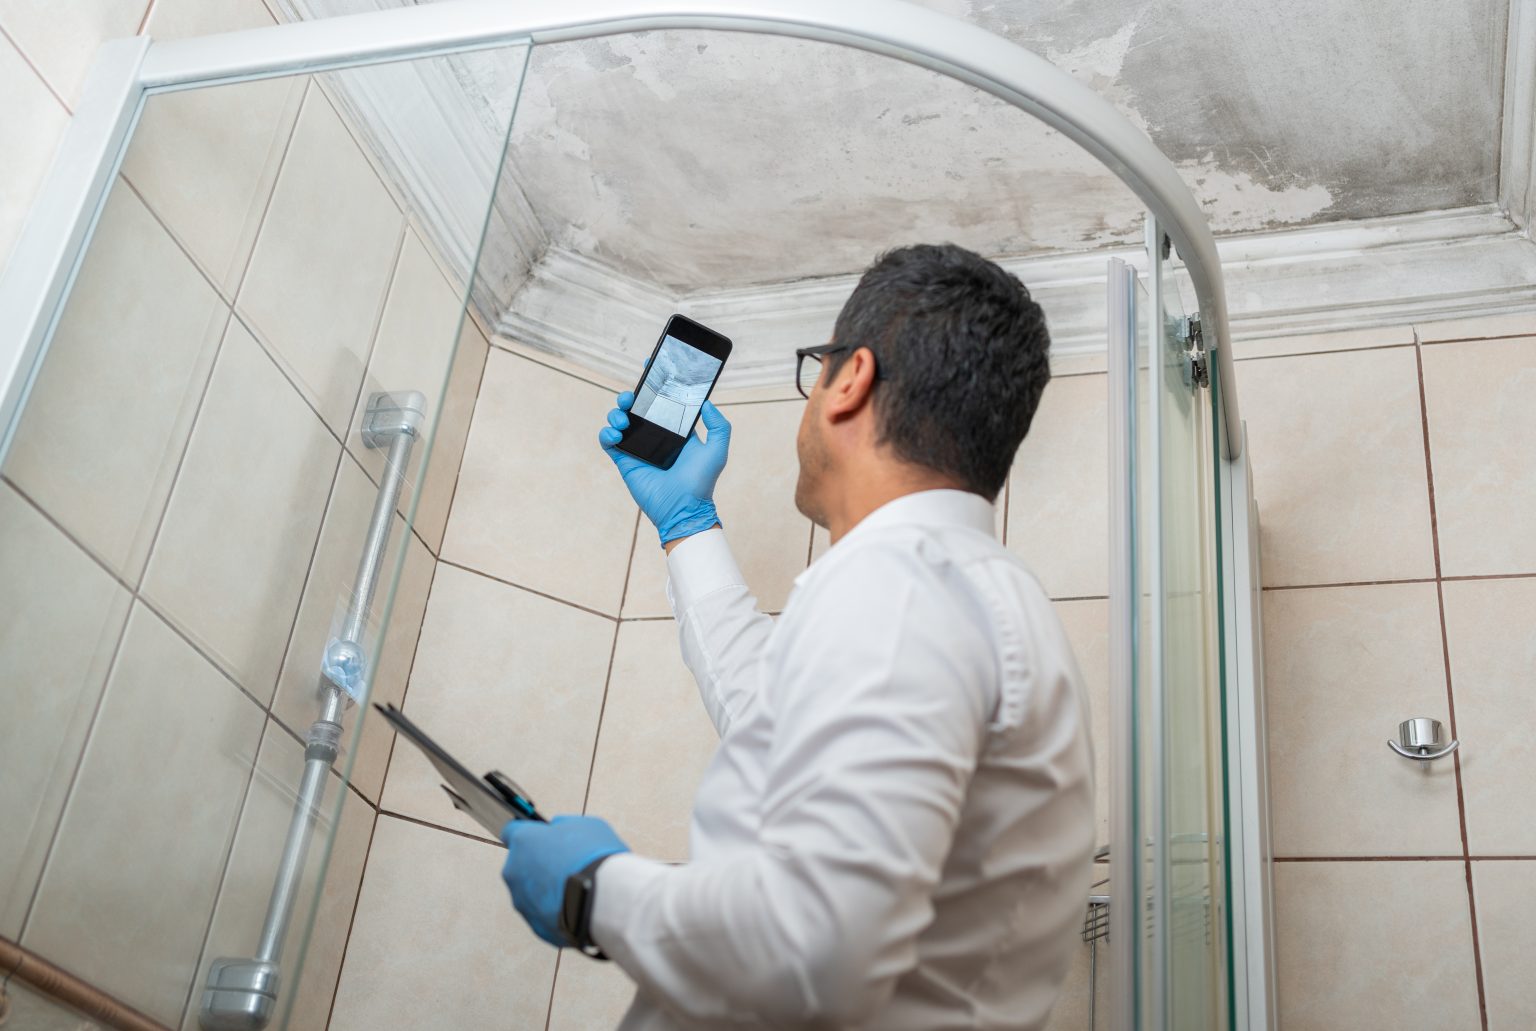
<box><xmin>1054</xmin><ymin>599</ymin><xmax>1109</xmax><ymax>848</ymax></box>
<box><xmin>184</xmin><ymin>722</ymin><xmax>375</xmax><ymax>1031</ymax></box>
<box><xmin>272</xmin><ymin>456</ymin><xmax>435</xmax><ymax>803</ymax></box>
<box><xmin>442</xmin><ymin>350</ymin><xmax>637</xmax><ymax>615</ymax></box>
<box><xmin>123</xmin><ymin>0</ymin><xmax>302</xmax><ymax>293</ymax></box>
<box><xmin>380</xmin><ymin>563</ymin><xmax>614</xmax><ymax>837</ymax></box>
<box><xmin>3</xmin><ymin>184</ymin><xmax>227</xmax><ymax>582</ymax></box>
<box><xmin>1006</xmin><ymin>373</ymin><xmax>1108</xmax><ymax>599</ymax></box>
<box><xmin>237</xmin><ymin>84</ymin><xmax>404</xmax><ymax>433</ymax></box>
<box><xmin>1238</xmin><ymin>347</ymin><xmax>1435</xmax><ymax>587</ymax></box>
<box><xmin>585</xmin><ymin>620</ymin><xmax>719</xmax><ymax>861</ymax></box>
<box><xmin>0</xmin><ymin>30</ymin><xmax>69</xmax><ymax>273</ymax></box>
<box><xmin>1272</xmin><ymin>861</ymin><xmax>1479</xmax><ymax>1031</ymax></box>
<box><xmin>1421</xmin><ymin>335</ymin><xmax>1536</xmax><ymax>578</ymax></box>
<box><xmin>546</xmin><ymin>953</ymin><xmax>639</xmax><ymax>1031</ymax></box>
<box><xmin>1261</xmin><ymin>582</ymin><xmax>1461</xmax><ymax>857</ymax></box>
<box><xmin>1471</xmin><ymin>860</ymin><xmax>1536</xmax><ymax>1030</ymax></box>
<box><xmin>346</xmin><ymin>229</ymin><xmax>466</xmax><ymax>508</ymax></box>
<box><xmin>412</xmin><ymin>316</ymin><xmax>489</xmax><ymax>554</ymax></box>
<box><xmin>0</xmin><ymin>0</ymin><xmax>148</xmax><ymax>105</ymax></box>
<box><xmin>1230</xmin><ymin>324</ymin><xmax>1413</xmax><ymax>362</ymax></box>
<box><xmin>1441</xmin><ymin>576</ymin><xmax>1536</xmax><ymax>855</ymax></box>
<box><xmin>22</xmin><ymin>603</ymin><xmax>264</xmax><ymax>1026</ymax></box>
<box><xmin>141</xmin><ymin>318</ymin><xmax>339</xmax><ymax>703</ymax></box>
<box><xmin>0</xmin><ymin>484</ymin><xmax>130</xmax><ymax>937</ymax></box>
<box><xmin>624</xmin><ymin>401</ymin><xmax>811</xmax><ymax>618</ymax></box>
<box><xmin>329</xmin><ymin>816</ymin><xmax>557</xmax><ymax>1030</ymax></box>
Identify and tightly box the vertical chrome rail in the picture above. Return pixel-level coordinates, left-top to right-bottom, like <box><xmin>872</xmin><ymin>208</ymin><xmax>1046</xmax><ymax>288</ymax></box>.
<box><xmin>200</xmin><ymin>391</ymin><xmax>425</xmax><ymax>1031</ymax></box>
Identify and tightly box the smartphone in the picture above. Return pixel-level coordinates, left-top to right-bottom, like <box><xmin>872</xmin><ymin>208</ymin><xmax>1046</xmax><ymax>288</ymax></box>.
<box><xmin>617</xmin><ymin>314</ymin><xmax>732</xmax><ymax>469</ymax></box>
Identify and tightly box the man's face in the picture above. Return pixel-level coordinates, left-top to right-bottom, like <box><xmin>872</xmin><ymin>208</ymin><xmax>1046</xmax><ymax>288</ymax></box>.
<box><xmin>794</xmin><ymin>370</ymin><xmax>830</xmax><ymax>526</ymax></box>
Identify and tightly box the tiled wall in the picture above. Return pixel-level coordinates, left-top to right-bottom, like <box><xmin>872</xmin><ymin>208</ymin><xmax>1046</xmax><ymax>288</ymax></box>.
<box><xmin>1240</xmin><ymin>313</ymin><xmax>1536</xmax><ymax>1031</ymax></box>
<box><xmin>327</xmin><ymin>346</ymin><xmax>1113</xmax><ymax>1030</ymax></box>
<box><xmin>0</xmin><ymin>1</ymin><xmax>488</xmax><ymax>1026</ymax></box>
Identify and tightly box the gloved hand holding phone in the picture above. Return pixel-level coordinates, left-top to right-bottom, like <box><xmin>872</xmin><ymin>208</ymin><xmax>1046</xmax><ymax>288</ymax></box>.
<box><xmin>599</xmin><ymin>390</ymin><xmax>731</xmax><ymax>547</ymax></box>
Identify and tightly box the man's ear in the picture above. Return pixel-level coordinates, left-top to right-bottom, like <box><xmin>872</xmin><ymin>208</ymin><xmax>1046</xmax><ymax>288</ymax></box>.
<box><xmin>822</xmin><ymin>347</ymin><xmax>879</xmax><ymax>424</ymax></box>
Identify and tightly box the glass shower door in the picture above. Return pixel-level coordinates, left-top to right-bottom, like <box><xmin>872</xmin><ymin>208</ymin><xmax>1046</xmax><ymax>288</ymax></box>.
<box><xmin>1112</xmin><ymin>217</ymin><xmax>1227</xmax><ymax>1030</ymax></box>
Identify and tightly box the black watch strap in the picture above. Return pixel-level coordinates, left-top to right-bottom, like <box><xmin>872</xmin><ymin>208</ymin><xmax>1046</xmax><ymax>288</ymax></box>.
<box><xmin>559</xmin><ymin>855</ymin><xmax>615</xmax><ymax>959</ymax></box>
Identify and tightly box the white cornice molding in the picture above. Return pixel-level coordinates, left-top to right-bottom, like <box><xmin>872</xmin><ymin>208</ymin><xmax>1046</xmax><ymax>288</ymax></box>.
<box><xmin>1500</xmin><ymin>0</ymin><xmax>1535</xmax><ymax>231</ymax></box>
<box><xmin>496</xmin><ymin>205</ymin><xmax>1536</xmax><ymax>389</ymax></box>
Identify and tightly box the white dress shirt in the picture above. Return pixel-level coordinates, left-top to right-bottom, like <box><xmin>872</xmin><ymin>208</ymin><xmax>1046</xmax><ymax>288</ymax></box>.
<box><xmin>593</xmin><ymin>489</ymin><xmax>1095</xmax><ymax>1030</ymax></box>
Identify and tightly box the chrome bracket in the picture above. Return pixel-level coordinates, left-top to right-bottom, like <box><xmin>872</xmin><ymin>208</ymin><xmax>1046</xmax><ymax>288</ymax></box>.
<box><xmin>199</xmin><ymin>958</ymin><xmax>279</xmax><ymax>1030</ymax></box>
<box><xmin>1178</xmin><ymin>314</ymin><xmax>1209</xmax><ymax>390</ymax></box>
<box><xmin>361</xmin><ymin>390</ymin><xmax>426</xmax><ymax>449</ymax></box>
<box><xmin>1388</xmin><ymin>717</ymin><xmax>1460</xmax><ymax>762</ymax></box>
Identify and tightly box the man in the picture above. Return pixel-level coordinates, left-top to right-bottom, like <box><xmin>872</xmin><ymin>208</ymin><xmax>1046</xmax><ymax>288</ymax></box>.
<box><xmin>501</xmin><ymin>243</ymin><xmax>1095</xmax><ymax>1029</ymax></box>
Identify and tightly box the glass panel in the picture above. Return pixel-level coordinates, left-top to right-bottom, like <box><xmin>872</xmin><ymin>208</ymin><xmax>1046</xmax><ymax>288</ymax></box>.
<box><xmin>1145</xmin><ymin>229</ymin><xmax>1226</xmax><ymax>1030</ymax></box>
<box><xmin>0</xmin><ymin>40</ymin><xmax>529</xmax><ymax>1029</ymax></box>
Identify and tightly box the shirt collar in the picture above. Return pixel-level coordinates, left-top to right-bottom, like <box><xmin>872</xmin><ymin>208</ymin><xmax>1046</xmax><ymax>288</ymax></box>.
<box><xmin>824</xmin><ymin>488</ymin><xmax>997</xmax><ymax>553</ymax></box>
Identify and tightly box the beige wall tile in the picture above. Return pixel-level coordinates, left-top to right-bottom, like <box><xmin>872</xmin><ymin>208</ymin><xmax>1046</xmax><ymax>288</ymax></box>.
<box><xmin>624</xmin><ymin>401</ymin><xmax>811</xmax><ymax>618</ymax></box>
<box><xmin>184</xmin><ymin>723</ymin><xmax>374</xmax><ymax>1031</ymax></box>
<box><xmin>330</xmin><ymin>816</ymin><xmax>556</xmax><ymax>1030</ymax></box>
<box><xmin>142</xmin><ymin>319</ymin><xmax>338</xmax><ymax>702</ymax></box>
<box><xmin>547</xmin><ymin>953</ymin><xmax>639</xmax><ymax>1031</ymax></box>
<box><xmin>1422</xmin><ymin>336</ymin><xmax>1536</xmax><ymax>577</ymax></box>
<box><xmin>0</xmin><ymin>0</ymin><xmax>146</xmax><ymax>105</ymax></box>
<box><xmin>1231</xmin><ymin>324</ymin><xmax>1413</xmax><ymax>361</ymax></box>
<box><xmin>1262</xmin><ymin>583</ymin><xmax>1461</xmax><ymax>856</ymax></box>
<box><xmin>1272</xmin><ymin>861</ymin><xmax>1479</xmax><ymax>1031</ymax></box>
<box><xmin>123</xmin><ymin>1</ymin><xmax>302</xmax><ymax>293</ymax></box>
<box><xmin>2</xmin><ymin>980</ymin><xmax>109</xmax><ymax>1029</ymax></box>
<box><xmin>272</xmin><ymin>456</ymin><xmax>434</xmax><ymax>803</ymax></box>
<box><xmin>1055</xmin><ymin>599</ymin><xmax>1109</xmax><ymax>849</ymax></box>
<box><xmin>237</xmin><ymin>85</ymin><xmax>403</xmax><ymax>433</ymax></box>
<box><xmin>4</xmin><ymin>185</ymin><xmax>227</xmax><ymax>582</ymax></box>
<box><xmin>491</xmin><ymin>335</ymin><xmax>629</xmax><ymax>393</ymax></box>
<box><xmin>347</xmin><ymin>229</ymin><xmax>465</xmax><ymax>503</ymax></box>
<box><xmin>443</xmin><ymin>350</ymin><xmax>637</xmax><ymax>615</ymax></box>
<box><xmin>413</xmin><ymin>317</ymin><xmax>489</xmax><ymax>554</ymax></box>
<box><xmin>1441</xmin><ymin>577</ymin><xmax>1536</xmax><ymax>854</ymax></box>
<box><xmin>1007</xmin><ymin>373</ymin><xmax>1108</xmax><ymax>599</ymax></box>
<box><xmin>23</xmin><ymin>603</ymin><xmax>264</xmax><ymax>1025</ymax></box>
<box><xmin>0</xmin><ymin>484</ymin><xmax>130</xmax><ymax>937</ymax></box>
<box><xmin>1238</xmin><ymin>347</ymin><xmax>1435</xmax><ymax>586</ymax></box>
<box><xmin>0</xmin><ymin>31</ymin><xmax>68</xmax><ymax>275</ymax></box>
<box><xmin>586</xmin><ymin>620</ymin><xmax>719</xmax><ymax>861</ymax></box>
<box><xmin>381</xmin><ymin>563</ymin><xmax>614</xmax><ymax>836</ymax></box>
<box><xmin>1416</xmin><ymin>310</ymin><xmax>1536</xmax><ymax>343</ymax></box>
<box><xmin>1471</xmin><ymin>860</ymin><xmax>1536</xmax><ymax>1030</ymax></box>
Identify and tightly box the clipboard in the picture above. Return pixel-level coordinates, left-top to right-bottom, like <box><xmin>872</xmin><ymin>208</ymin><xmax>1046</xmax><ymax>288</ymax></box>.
<box><xmin>374</xmin><ymin>702</ymin><xmax>546</xmax><ymax>834</ymax></box>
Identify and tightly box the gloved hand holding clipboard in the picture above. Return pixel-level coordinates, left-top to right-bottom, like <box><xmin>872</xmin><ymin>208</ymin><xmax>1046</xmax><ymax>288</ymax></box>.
<box><xmin>374</xmin><ymin>702</ymin><xmax>545</xmax><ymax>833</ymax></box>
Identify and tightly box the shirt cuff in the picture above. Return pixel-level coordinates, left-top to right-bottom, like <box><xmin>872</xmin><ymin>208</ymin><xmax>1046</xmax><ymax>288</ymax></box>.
<box><xmin>590</xmin><ymin>852</ymin><xmax>668</xmax><ymax>965</ymax></box>
<box><xmin>665</xmin><ymin>527</ymin><xmax>747</xmax><ymax>618</ymax></box>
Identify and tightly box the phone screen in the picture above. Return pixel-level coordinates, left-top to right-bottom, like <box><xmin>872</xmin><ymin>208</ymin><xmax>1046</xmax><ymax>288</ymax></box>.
<box><xmin>632</xmin><ymin>334</ymin><xmax>723</xmax><ymax>434</ymax></box>
<box><xmin>617</xmin><ymin>314</ymin><xmax>732</xmax><ymax>469</ymax></box>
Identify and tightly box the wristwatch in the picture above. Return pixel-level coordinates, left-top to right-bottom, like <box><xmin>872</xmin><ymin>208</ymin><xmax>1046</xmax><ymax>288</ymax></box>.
<box><xmin>559</xmin><ymin>855</ymin><xmax>614</xmax><ymax>959</ymax></box>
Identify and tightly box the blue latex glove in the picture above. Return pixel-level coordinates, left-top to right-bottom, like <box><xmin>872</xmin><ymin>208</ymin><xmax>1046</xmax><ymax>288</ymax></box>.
<box><xmin>598</xmin><ymin>391</ymin><xmax>731</xmax><ymax>546</ymax></box>
<box><xmin>501</xmin><ymin>815</ymin><xmax>630</xmax><ymax>947</ymax></box>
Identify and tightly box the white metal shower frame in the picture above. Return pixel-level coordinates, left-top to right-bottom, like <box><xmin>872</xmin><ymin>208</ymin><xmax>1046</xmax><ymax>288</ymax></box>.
<box><xmin>0</xmin><ymin>1</ymin><xmax>1262</xmax><ymax>1027</ymax></box>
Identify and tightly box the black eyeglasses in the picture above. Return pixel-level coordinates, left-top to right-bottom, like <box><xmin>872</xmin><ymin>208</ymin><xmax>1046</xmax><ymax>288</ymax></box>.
<box><xmin>795</xmin><ymin>343</ymin><xmax>883</xmax><ymax>399</ymax></box>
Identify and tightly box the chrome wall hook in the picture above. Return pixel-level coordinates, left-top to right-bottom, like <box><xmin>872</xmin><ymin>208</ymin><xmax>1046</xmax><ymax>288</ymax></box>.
<box><xmin>1388</xmin><ymin>717</ymin><xmax>1459</xmax><ymax>761</ymax></box>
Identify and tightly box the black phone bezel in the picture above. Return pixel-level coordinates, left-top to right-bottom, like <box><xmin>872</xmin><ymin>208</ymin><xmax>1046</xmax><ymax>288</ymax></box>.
<box><xmin>615</xmin><ymin>314</ymin><xmax>732</xmax><ymax>470</ymax></box>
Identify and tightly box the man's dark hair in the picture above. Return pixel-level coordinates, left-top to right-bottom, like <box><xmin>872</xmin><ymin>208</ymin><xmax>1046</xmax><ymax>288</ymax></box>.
<box><xmin>828</xmin><ymin>243</ymin><xmax>1051</xmax><ymax>500</ymax></box>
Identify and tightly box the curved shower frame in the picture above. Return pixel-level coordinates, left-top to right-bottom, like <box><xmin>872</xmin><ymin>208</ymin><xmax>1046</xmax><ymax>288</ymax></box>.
<box><xmin>0</xmin><ymin>2</ymin><xmax>1265</xmax><ymax>1028</ymax></box>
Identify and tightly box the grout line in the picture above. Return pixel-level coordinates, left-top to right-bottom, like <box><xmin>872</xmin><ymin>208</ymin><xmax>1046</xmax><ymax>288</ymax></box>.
<box><xmin>175</xmin><ymin>715</ymin><xmax>272</xmax><ymax>1028</ymax></box>
<box><xmin>432</xmin><ymin>330</ymin><xmax>493</xmax><ymax>561</ymax></box>
<box><xmin>1273</xmin><ymin>855</ymin><xmax>1470</xmax><ymax>862</ymax></box>
<box><xmin>1230</xmin><ymin>340</ymin><xmax>1416</xmax><ymax>364</ymax></box>
<box><xmin>1418</xmin><ymin>330</ymin><xmax>1536</xmax><ymax>347</ymax></box>
<box><xmin>324</xmin><ymin>804</ymin><xmax>381</xmax><ymax>1031</ymax></box>
<box><xmin>618</xmin><ymin>507</ymin><xmax>643</xmax><ymax>615</ymax></box>
<box><xmin>372</xmin><ymin>554</ymin><xmax>443</xmax><ymax>815</ymax></box>
<box><xmin>134</xmin><ymin>0</ymin><xmax>157</xmax><ymax>36</ymax></box>
<box><xmin>542</xmin><ymin>949</ymin><xmax>564</xmax><ymax>1031</ymax></box>
<box><xmin>339</xmin><ymin>218</ymin><xmax>408</xmax><ymax>474</ymax></box>
<box><xmin>436</xmin><ymin>558</ymin><xmax>621</xmax><ymax>623</ymax></box>
<box><xmin>1415</xmin><ymin>328</ymin><xmax>1489</xmax><ymax>1031</ymax></box>
<box><xmin>1262</xmin><ymin>577</ymin><xmax>1436</xmax><ymax>592</ymax></box>
<box><xmin>0</xmin><ymin>23</ymin><xmax>72</xmax><ymax>113</ymax></box>
<box><xmin>487</xmin><ymin>339</ymin><xmax>625</xmax><ymax>394</ymax></box>
<box><xmin>376</xmin><ymin>808</ymin><xmax>499</xmax><ymax>848</ymax></box>
<box><xmin>1443</xmin><ymin>570</ymin><xmax>1536</xmax><ymax>582</ymax></box>
<box><xmin>580</xmin><ymin>510</ymin><xmax>642</xmax><ymax>816</ymax></box>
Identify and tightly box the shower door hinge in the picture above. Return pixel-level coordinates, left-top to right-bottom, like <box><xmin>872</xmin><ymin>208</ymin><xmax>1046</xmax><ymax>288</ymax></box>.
<box><xmin>1178</xmin><ymin>314</ymin><xmax>1208</xmax><ymax>390</ymax></box>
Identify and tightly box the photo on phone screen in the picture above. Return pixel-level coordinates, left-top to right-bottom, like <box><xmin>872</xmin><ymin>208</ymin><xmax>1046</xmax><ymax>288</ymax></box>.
<box><xmin>617</xmin><ymin>315</ymin><xmax>732</xmax><ymax>469</ymax></box>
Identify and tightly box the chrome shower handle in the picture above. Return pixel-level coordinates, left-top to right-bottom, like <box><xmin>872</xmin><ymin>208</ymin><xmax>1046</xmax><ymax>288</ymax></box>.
<box><xmin>1388</xmin><ymin>717</ymin><xmax>1459</xmax><ymax>762</ymax></box>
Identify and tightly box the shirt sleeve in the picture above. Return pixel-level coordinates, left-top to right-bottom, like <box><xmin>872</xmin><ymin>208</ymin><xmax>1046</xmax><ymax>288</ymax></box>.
<box><xmin>592</xmin><ymin>543</ymin><xmax>994</xmax><ymax>1028</ymax></box>
<box><xmin>664</xmin><ymin>528</ymin><xmax>777</xmax><ymax>736</ymax></box>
